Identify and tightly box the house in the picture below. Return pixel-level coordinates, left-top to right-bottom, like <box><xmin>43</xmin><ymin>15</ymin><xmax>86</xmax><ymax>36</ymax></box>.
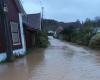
<box><xmin>54</xmin><ymin>26</ymin><xmax>64</xmax><ymax>39</ymax></box>
<box><xmin>92</xmin><ymin>27</ymin><xmax>100</xmax><ymax>34</ymax></box>
<box><xmin>22</xmin><ymin>13</ymin><xmax>41</xmax><ymax>49</ymax></box>
<box><xmin>0</xmin><ymin>0</ymin><xmax>26</xmax><ymax>61</ymax></box>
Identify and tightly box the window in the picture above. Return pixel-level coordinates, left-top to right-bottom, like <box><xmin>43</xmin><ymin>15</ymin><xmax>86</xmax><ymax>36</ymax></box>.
<box><xmin>10</xmin><ymin>22</ymin><xmax>20</xmax><ymax>45</ymax></box>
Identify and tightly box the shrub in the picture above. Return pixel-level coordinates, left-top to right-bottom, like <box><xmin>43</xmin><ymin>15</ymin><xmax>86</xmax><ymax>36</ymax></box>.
<box><xmin>89</xmin><ymin>33</ymin><xmax>100</xmax><ymax>49</ymax></box>
<box><xmin>37</xmin><ymin>30</ymin><xmax>49</xmax><ymax>48</ymax></box>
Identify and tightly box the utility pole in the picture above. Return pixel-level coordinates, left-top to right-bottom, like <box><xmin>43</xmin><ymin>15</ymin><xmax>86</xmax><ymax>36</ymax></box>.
<box><xmin>41</xmin><ymin>7</ymin><xmax>44</xmax><ymax>20</ymax></box>
<box><xmin>41</xmin><ymin>6</ymin><xmax>44</xmax><ymax>31</ymax></box>
<box><xmin>0</xmin><ymin>0</ymin><xmax>13</xmax><ymax>61</ymax></box>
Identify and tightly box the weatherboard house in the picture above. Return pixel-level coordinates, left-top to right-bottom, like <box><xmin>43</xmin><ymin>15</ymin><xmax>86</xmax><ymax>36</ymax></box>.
<box><xmin>22</xmin><ymin>13</ymin><xmax>41</xmax><ymax>49</ymax></box>
<box><xmin>0</xmin><ymin>0</ymin><xmax>26</xmax><ymax>61</ymax></box>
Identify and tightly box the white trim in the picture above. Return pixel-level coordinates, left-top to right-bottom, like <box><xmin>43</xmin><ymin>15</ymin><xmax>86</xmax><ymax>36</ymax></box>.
<box><xmin>10</xmin><ymin>22</ymin><xmax>21</xmax><ymax>45</ymax></box>
<box><xmin>0</xmin><ymin>48</ymin><xmax>25</xmax><ymax>62</ymax></box>
<box><xmin>19</xmin><ymin>13</ymin><xmax>26</xmax><ymax>53</ymax></box>
<box><xmin>13</xmin><ymin>48</ymin><xmax>25</xmax><ymax>55</ymax></box>
<box><xmin>13</xmin><ymin>43</ymin><xmax>21</xmax><ymax>46</ymax></box>
<box><xmin>0</xmin><ymin>53</ymin><xmax>6</xmax><ymax>62</ymax></box>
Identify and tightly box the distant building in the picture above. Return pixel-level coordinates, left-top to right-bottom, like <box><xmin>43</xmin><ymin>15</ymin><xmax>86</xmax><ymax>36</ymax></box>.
<box><xmin>22</xmin><ymin>13</ymin><xmax>41</xmax><ymax>49</ymax></box>
<box><xmin>54</xmin><ymin>26</ymin><xmax>64</xmax><ymax>38</ymax></box>
<box><xmin>93</xmin><ymin>27</ymin><xmax>100</xmax><ymax>34</ymax></box>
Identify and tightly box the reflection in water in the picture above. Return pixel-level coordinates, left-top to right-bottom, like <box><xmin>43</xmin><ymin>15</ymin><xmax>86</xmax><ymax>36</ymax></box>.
<box><xmin>0</xmin><ymin>36</ymin><xmax>100</xmax><ymax>80</ymax></box>
<box><xmin>0</xmin><ymin>49</ymin><xmax>45</xmax><ymax>80</ymax></box>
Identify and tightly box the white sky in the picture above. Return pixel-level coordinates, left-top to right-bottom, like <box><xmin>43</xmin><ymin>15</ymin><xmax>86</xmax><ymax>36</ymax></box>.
<box><xmin>21</xmin><ymin>0</ymin><xmax>100</xmax><ymax>22</ymax></box>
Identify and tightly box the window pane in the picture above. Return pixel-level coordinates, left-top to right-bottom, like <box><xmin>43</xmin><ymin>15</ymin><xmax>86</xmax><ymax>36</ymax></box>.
<box><xmin>12</xmin><ymin>33</ymin><xmax>19</xmax><ymax>44</ymax></box>
<box><xmin>10</xmin><ymin>22</ymin><xmax>18</xmax><ymax>32</ymax></box>
<box><xmin>10</xmin><ymin>22</ymin><xmax>20</xmax><ymax>45</ymax></box>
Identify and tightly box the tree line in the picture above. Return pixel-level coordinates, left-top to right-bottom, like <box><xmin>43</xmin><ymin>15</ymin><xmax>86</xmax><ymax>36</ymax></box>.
<box><xmin>43</xmin><ymin>17</ymin><xmax>100</xmax><ymax>49</ymax></box>
<box><xmin>58</xmin><ymin>17</ymin><xmax>100</xmax><ymax>49</ymax></box>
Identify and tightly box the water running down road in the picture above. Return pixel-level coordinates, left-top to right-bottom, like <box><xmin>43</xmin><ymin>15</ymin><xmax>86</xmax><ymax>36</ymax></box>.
<box><xmin>0</xmin><ymin>36</ymin><xmax>100</xmax><ymax>80</ymax></box>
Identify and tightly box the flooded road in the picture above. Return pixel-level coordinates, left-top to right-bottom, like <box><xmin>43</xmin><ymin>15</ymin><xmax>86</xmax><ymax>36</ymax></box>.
<box><xmin>0</xmin><ymin>36</ymin><xmax>100</xmax><ymax>80</ymax></box>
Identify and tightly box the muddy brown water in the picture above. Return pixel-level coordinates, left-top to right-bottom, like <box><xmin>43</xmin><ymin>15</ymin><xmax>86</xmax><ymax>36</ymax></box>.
<box><xmin>0</xmin><ymin>36</ymin><xmax>100</xmax><ymax>80</ymax></box>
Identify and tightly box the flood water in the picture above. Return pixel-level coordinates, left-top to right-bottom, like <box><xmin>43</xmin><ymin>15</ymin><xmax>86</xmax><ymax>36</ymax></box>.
<box><xmin>0</xmin><ymin>36</ymin><xmax>100</xmax><ymax>80</ymax></box>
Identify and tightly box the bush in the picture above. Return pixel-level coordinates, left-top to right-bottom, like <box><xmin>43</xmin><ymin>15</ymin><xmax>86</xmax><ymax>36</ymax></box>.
<box><xmin>37</xmin><ymin>30</ymin><xmax>49</xmax><ymax>48</ymax></box>
<box><xmin>89</xmin><ymin>33</ymin><xmax>100</xmax><ymax>49</ymax></box>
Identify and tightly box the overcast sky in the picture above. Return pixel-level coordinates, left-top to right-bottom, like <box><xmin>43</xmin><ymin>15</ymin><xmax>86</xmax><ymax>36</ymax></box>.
<box><xmin>21</xmin><ymin>0</ymin><xmax>100</xmax><ymax>22</ymax></box>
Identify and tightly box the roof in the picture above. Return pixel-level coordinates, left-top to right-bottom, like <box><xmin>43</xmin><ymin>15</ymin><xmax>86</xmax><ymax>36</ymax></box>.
<box><xmin>59</xmin><ymin>22</ymin><xmax>82</xmax><ymax>29</ymax></box>
<box><xmin>93</xmin><ymin>27</ymin><xmax>100</xmax><ymax>33</ymax></box>
<box><xmin>22</xmin><ymin>13</ymin><xmax>41</xmax><ymax>30</ymax></box>
<box><xmin>14</xmin><ymin>0</ymin><xmax>26</xmax><ymax>14</ymax></box>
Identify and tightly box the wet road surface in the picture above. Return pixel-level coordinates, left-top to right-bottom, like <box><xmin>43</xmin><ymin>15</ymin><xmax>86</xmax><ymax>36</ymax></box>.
<box><xmin>0</xmin><ymin>36</ymin><xmax>100</xmax><ymax>80</ymax></box>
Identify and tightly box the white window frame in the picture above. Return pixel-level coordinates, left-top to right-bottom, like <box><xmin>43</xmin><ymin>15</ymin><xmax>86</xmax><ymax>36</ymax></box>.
<box><xmin>10</xmin><ymin>22</ymin><xmax>21</xmax><ymax>45</ymax></box>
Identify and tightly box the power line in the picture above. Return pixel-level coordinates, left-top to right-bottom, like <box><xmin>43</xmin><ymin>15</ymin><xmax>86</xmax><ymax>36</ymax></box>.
<box><xmin>39</xmin><ymin>0</ymin><xmax>43</xmax><ymax>6</ymax></box>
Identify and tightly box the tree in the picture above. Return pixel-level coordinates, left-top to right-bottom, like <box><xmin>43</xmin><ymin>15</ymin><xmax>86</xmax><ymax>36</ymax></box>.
<box><xmin>95</xmin><ymin>16</ymin><xmax>100</xmax><ymax>27</ymax></box>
